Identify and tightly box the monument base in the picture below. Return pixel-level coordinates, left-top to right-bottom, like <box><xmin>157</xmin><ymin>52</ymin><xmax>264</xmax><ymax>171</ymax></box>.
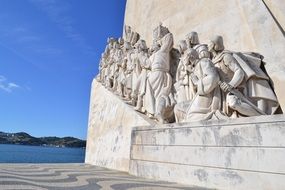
<box><xmin>86</xmin><ymin>80</ymin><xmax>285</xmax><ymax>189</ymax></box>
<box><xmin>85</xmin><ymin>79</ymin><xmax>153</xmax><ymax>172</ymax></box>
<box><xmin>129</xmin><ymin>114</ymin><xmax>285</xmax><ymax>190</ymax></box>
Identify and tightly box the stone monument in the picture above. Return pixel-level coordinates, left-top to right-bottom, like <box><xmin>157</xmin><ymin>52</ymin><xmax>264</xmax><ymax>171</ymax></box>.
<box><xmin>86</xmin><ymin>0</ymin><xmax>285</xmax><ymax>189</ymax></box>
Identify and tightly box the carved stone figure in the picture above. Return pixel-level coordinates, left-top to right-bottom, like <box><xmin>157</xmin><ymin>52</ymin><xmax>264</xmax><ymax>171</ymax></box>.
<box><xmin>132</xmin><ymin>40</ymin><xmax>150</xmax><ymax>111</ymax></box>
<box><xmin>112</xmin><ymin>42</ymin><xmax>124</xmax><ymax>93</ymax></box>
<box><xmin>104</xmin><ymin>37</ymin><xmax>115</xmax><ymax>57</ymax></box>
<box><xmin>116</xmin><ymin>43</ymin><xmax>128</xmax><ymax>97</ymax></box>
<box><xmin>174</xmin><ymin>48</ymin><xmax>222</xmax><ymax>122</ymax></box>
<box><xmin>210</xmin><ymin>35</ymin><xmax>279</xmax><ymax>117</ymax></box>
<box><xmin>124</xmin><ymin>25</ymin><xmax>140</xmax><ymax>46</ymax></box>
<box><xmin>98</xmin><ymin>53</ymin><xmax>108</xmax><ymax>84</ymax></box>
<box><xmin>136</xmin><ymin>42</ymin><xmax>160</xmax><ymax>113</ymax></box>
<box><xmin>175</xmin><ymin>40</ymin><xmax>193</xmax><ymax>103</ymax></box>
<box><xmin>195</xmin><ymin>44</ymin><xmax>211</xmax><ymax>59</ymax></box>
<box><xmin>96</xmin><ymin>25</ymin><xmax>281</xmax><ymax>124</ymax></box>
<box><xmin>185</xmin><ymin>49</ymin><xmax>223</xmax><ymax>122</ymax></box>
<box><xmin>106</xmin><ymin>40</ymin><xmax>118</xmax><ymax>89</ymax></box>
<box><xmin>123</xmin><ymin>42</ymin><xmax>134</xmax><ymax>100</ymax></box>
<box><xmin>128</xmin><ymin>41</ymin><xmax>142</xmax><ymax>105</ymax></box>
<box><xmin>144</xmin><ymin>25</ymin><xmax>175</xmax><ymax>123</ymax></box>
<box><xmin>185</xmin><ymin>31</ymin><xmax>199</xmax><ymax>49</ymax></box>
<box><xmin>118</xmin><ymin>37</ymin><xmax>124</xmax><ymax>48</ymax></box>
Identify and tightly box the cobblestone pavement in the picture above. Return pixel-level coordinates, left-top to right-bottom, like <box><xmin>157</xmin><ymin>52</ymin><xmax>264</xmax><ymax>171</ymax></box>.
<box><xmin>0</xmin><ymin>164</ymin><xmax>209</xmax><ymax>190</ymax></box>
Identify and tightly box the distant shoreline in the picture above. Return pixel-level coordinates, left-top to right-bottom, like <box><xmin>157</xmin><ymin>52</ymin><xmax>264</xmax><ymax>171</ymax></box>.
<box><xmin>0</xmin><ymin>131</ymin><xmax>86</xmax><ymax>148</ymax></box>
<box><xmin>0</xmin><ymin>143</ymin><xmax>86</xmax><ymax>149</ymax></box>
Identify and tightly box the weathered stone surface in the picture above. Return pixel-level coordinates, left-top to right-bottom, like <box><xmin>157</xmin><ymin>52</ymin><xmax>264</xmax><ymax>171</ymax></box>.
<box><xmin>85</xmin><ymin>79</ymin><xmax>153</xmax><ymax>172</ymax></box>
<box><xmin>130</xmin><ymin>160</ymin><xmax>285</xmax><ymax>190</ymax></box>
<box><xmin>130</xmin><ymin>114</ymin><xmax>285</xmax><ymax>190</ymax></box>
<box><xmin>263</xmin><ymin>0</ymin><xmax>285</xmax><ymax>30</ymax></box>
<box><xmin>132</xmin><ymin>114</ymin><xmax>285</xmax><ymax>147</ymax></box>
<box><xmin>124</xmin><ymin>0</ymin><xmax>285</xmax><ymax>111</ymax></box>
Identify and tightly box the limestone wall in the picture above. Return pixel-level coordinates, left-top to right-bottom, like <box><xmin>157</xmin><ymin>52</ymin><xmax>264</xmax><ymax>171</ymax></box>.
<box><xmin>129</xmin><ymin>114</ymin><xmax>285</xmax><ymax>190</ymax></box>
<box><xmin>85</xmin><ymin>79</ymin><xmax>285</xmax><ymax>189</ymax></box>
<box><xmin>124</xmin><ymin>0</ymin><xmax>285</xmax><ymax>111</ymax></box>
<box><xmin>85</xmin><ymin>79</ymin><xmax>153</xmax><ymax>171</ymax></box>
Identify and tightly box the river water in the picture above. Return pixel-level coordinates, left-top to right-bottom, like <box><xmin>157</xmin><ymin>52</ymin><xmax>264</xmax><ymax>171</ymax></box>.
<box><xmin>0</xmin><ymin>144</ymin><xmax>85</xmax><ymax>163</ymax></box>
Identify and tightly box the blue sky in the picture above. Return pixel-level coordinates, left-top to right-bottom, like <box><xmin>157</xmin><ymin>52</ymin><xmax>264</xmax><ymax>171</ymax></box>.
<box><xmin>0</xmin><ymin>0</ymin><xmax>126</xmax><ymax>140</ymax></box>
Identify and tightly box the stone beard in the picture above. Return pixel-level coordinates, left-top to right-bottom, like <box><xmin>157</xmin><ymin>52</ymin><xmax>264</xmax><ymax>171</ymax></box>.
<box><xmin>96</xmin><ymin>25</ymin><xmax>281</xmax><ymax>124</ymax></box>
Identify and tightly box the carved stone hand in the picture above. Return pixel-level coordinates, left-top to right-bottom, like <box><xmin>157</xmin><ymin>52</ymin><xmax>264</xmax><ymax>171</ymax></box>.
<box><xmin>219</xmin><ymin>81</ymin><xmax>233</xmax><ymax>92</ymax></box>
<box><xmin>190</xmin><ymin>73</ymin><xmax>199</xmax><ymax>85</ymax></box>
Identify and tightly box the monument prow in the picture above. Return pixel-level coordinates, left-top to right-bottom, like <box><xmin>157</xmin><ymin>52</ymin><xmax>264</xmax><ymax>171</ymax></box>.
<box><xmin>86</xmin><ymin>0</ymin><xmax>285</xmax><ymax>189</ymax></box>
<box><xmin>85</xmin><ymin>79</ymin><xmax>153</xmax><ymax>172</ymax></box>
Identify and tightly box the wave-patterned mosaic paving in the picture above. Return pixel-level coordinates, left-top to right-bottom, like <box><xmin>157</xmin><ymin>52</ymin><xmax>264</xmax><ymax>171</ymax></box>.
<box><xmin>0</xmin><ymin>164</ymin><xmax>209</xmax><ymax>190</ymax></box>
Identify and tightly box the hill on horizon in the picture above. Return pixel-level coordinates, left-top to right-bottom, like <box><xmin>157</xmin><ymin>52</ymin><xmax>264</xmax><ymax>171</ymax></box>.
<box><xmin>0</xmin><ymin>131</ymin><xmax>86</xmax><ymax>148</ymax></box>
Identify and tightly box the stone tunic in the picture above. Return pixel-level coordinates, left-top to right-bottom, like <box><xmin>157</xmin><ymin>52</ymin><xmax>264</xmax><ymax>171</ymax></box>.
<box><xmin>213</xmin><ymin>51</ymin><xmax>279</xmax><ymax>116</ymax></box>
<box><xmin>184</xmin><ymin>58</ymin><xmax>221</xmax><ymax>122</ymax></box>
<box><xmin>144</xmin><ymin>33</ymin><xmax>173</xmax><ymax>115</ymax></box>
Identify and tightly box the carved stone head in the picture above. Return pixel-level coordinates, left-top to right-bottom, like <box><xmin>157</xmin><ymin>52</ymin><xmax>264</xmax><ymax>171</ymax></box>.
<box><xmin>118</xmin><ymin>37</ymin><xmax>124</xmax><ymax>46</ymax></box>
<box><xmin>209</xmin><ymin>35</ymin><xmax>224</xmax><ymax>52</ymax></box>
<box><xmin>101</xmin><ymin>53</ymin><xmax>107</xmax><ymax>58</ymax></box>
<box><xmin>195</xmin><ymin>44</ymin><xmax>210</xmax><ymax>58</ymax></box>
<box><xmin>134</xmin><ymin>41</ymin><xmax>141</xmax><ymax>53</ymax></box>
<box><xmin>108</xmin><ymin>39</ymin><xmax>117</xmax><ymax>50</ymax></box>
<box><xmin>153</xmin><ymin>23</ymin><xmax>170</xmax><ymax>43</ymax></box>
<box><xmin>123</xmin><ymin>41</ymin><xmax>131</xmax><ymax>51</ymax></box>
<box><xmin>107</xmin><ymin>37</ymin><xmax>116</xmax><ymax>44</ymax></box>
<box><xmin>135</xmin><ymin>40</ymin><xmax>147</xmax><ymax>52</ymax></box>
<box><xmin>186</xmin><ymin>31</ymin><xmax>199</xmax><ymax>48</ymax></box>
<box><xmin>114</xmin><ymin>41</ymin><xmax>120</xmax><ymax>49</ymax></box>
<box><xmin>138</xmin><ymin>40</ymin><xmax>148</xmax><ymax>52</ymax></box>
<box><xmin>124</xmin><ymin>25</ymin><xmax>132</xmax><ymax>39</ymax></box>
<box><xmin>125</xmin><ymin>25</ymin><xmax>131</xmax><ymax>33</ymax></box>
